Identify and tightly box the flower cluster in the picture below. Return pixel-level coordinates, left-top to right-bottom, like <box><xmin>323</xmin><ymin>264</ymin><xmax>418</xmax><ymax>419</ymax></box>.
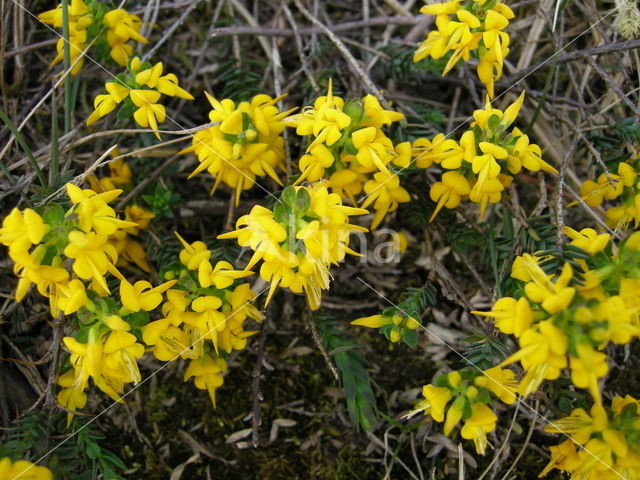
<box><xmin>285</xmin><ymin>82</ymin><xmax>411</xmax><ymax>229</ymax></box>
<box><xmin>414</xmin><ymin>92</ymin><xmax>558</xmax><ymax>221</ymax></box>
<box><xmin>540</xmin><ymin>396</ymin><xmax>640</xmax><ymax>479</ymax></box>
<box><xmin>58</xmin><ymin>275</ymin><xmax>174</xmax><ymax>423</ymax></box>
<box><xmin>88</xmin><ymin>157</ymin><xmax>155</xmax><ymax>272</ymax></box>
<box><xmin>0</xmin><ymin>182</ymin><xmax>184</xmax><ymax>423</ymax></box>
<box><xmin>474</xmin><ymin>228</ymin><xmax>640</xmax><ymax>402</ymax></box>
<box><xmin>413</xmin><ymin>0</ymin><xmax>515</xmax><ymax>98</ymax></box>
<box><xmin>218</xmin><ymin>183</ymin><xmax>368</xmax><ymax>310</ymax></box>
<box><xmin>38</xmin><ymin>0</ymin><xmax>146</xmax><ymax>74</ymax></box>
<box><xmin>183</xmin><ymin>93</ymin><xmax>294</xmax><ymax>205</ymax></box>
<box><xmin>145</xmin><ymin>234</ymin><xmax>263</xmax><ymax>405</ymax></box>
<box><xmin>576</xmin><ymin>159</ymin><xmax>640</xmax><ymax>231</ymax></box>
<box><xmin>0</xmin><ymin>457</ymin><xmax>53</xmax><ymax>480</ymax></box>
<box><xmin>0</xmin><ymin>184</ymin><xmax>139</xmax><ymax>316</ymax></box>
<box><xmin>87</xmin><ymin>57</ymin><xmax>193</xmax><ymax>138</ymax></box>
<box><xmin>409</xmin><ymin>367</ymin><xmax>518</xmax><ymax>454</ymax></box>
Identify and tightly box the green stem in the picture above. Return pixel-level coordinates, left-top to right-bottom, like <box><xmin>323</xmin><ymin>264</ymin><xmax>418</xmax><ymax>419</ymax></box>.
<box><xmin>0</xmin><ymin>109</ymin><xmax>46</xmax><ymax>187</ymax></box>
<box><xmin>61</xmin><ymin>0</ymin><xmax>72</xmax><ymax>133</ymax></box>
<box><xmin>524</xmin><ymin>42</ymin><xmax>560</xmax><ymax>135</ymax></box>
<box><xmin>50</xmin><ymin>87</ymin><xmax>59</xmax><ymax>186</ymax></box>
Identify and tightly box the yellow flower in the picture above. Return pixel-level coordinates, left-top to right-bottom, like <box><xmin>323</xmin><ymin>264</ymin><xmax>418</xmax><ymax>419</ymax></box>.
<box><xmin>124</xmin><ymin>204</ymin><xmax>155</xmax><ymax>234</ymax></box>
<box><xmin>103</xmin><ymin>9</ymin><xmax>147</xmax><ymax>45</ymax></box>
<box><xmin>538</xmin><ymin>440</ymin><xmax>581</xmax><ymax>477</ymax></box>
<box><xmin>119</xmin><ymin>278</ymin><xmax>176</xmax><ymax>312</ymax></box>
<box><xmin>175</xmin><ymin>233</ymin><xmax>212</xmax><ymax>270</ymax></box>
<box><xmin>38</xmin><ymin>0</ymin><xmax>88</xmax><ymax>27</ymax></box>
<box><xmin>0</xmin><ymin>457</ymin><xmax>53</xmax><ymax>480</ymax></box>
<box><xmin>564</xmin><ymin>226</ymin><xmax>610</xmax><ymax>255</ymax></box>
<box><xmin>143</xmin><ymin>319</ymin><xmax>194</xmax><ymax>361</ymax></box>
<box><xmin>218</xmin><ymin>206</ymin><xmax>287</xmax><ymax>270</ymax></box>
<box><xmin>474</xmin><ymin>366</ymin><xmax>518</xmax><ymax>404</ymax></box>
<box><xmin>64</xmin><ymin>231</ymin><xmax>119</xmax><ymax>293</ymax></box>
<box><xmin>130</xmin><ymin>89</ymin><xmax>166</xmax><ymax>138</ymax></box>
<box><xmin>184</xmin><ymin>355</ymin><xmax>227</xmax><ymax>407</ymax></box>
<box><xmin>190</xmin><ymin>296</ymin><xmax>227</xmax><ymax>352</ymax></box>
<box><xmin>421</xmin><ymin>384</ymin><xmax>453</xmax><ymax>422</ymax></box>
<box><xmin>569</xmin><ymin>344</ymin><xmax>609</xmax><ymax>403</ymax></box>
<box><xmin>429</xmin><ymin>171</ymin><xmax>471</xmax><ymax>221</ymax></box>
<box><xmin>286</xmin><ymin>80</ymin><xmax>351</xmax><ymax>148</ymax></box>
<box><xmin>102</xmin><ymin>330</ymin><xmax>145</xmax><ymax>385</ymax></box>
<box><xmin>351</xmin><ymin>314</ymin><xmax>388</xmax><ymax>328</ymax></box>
<box><xmin>86</xmin><ymin>81</ymin><xmax>131</xmax><ymax>126</ymax></box>
<box><xmin>135</xmin><ymin>62</ymin><xmax>194</xmax><ymax>100</ymax></box>
<box><xmin>56</xmin><ymin>278</ymin><xmax>88</xmax><ymax>315</ymax></box>
<box><xmin>472</xmin><ymin>296</ymin><xmax>532</xmax><ymax>337</ymax></box>
<box><xmin>57</xmin><ymin>369</ymin><xmax>88</xmax><ymax>425</ymax></box>
<box><xmin>0</xmin><ymin>208</ymin><xmax>47</xmax><ymax>254</ymax></box>
<box><xmin>460</xmin><ymin>402</ymin><xmax>497</xmax><ymax>454</ymax></box>
<box><xmin>66</xmin><ymin>184</ymin><xmax>136</xmax><ymax>235</ymax></box>
<box><xmin>361</xmin><ymin>171</ymin><xmax>411</xmax><ymax>229</ymax></box>
<box><xmin>296</xmin><ymin>144</ymin><xmax>335</xmax><ymax>183</ymax></box>
<box><xmin>198</xmin><ymin>260</ymin><xmax>252</xmax><ymax>289</ymax></box>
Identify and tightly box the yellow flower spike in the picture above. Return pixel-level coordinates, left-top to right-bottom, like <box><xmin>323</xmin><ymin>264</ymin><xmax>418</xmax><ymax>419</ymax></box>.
<box><xmin>352</xmin><ymin>314</ymin><xmax>390</xmax><ymax>328</ymax></box>
<box><xmin>0</xmin><ymin>457</ymin><xmax>54</xmax><ymax>480</ymax></box>
<box><xmin>460</xmin><ymin>402</ymin><xmax>497</xmax><ymax>454</ymax></box>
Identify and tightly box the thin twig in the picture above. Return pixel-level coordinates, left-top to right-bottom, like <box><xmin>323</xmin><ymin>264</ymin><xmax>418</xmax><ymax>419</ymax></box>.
<box><xmin>501</xmin><ymin>39</ymin><xmax>640</xmax><ymax>86</ymax></box>
<box><xmin>585</xmin><ymin>55</ymin><xmax>640</xmax><ymax>117</ymax></box>
<box><xmin>499</xmin><ymin>400</ymin><xmax>539</xmax><ymax>480</ymax></box>
<box><xmin>292</xmin><ymin>0</ymin><xmax>392</xmax><ymax>108</ymax></box>
<box><xmin>305</xmin><ymin>309</ymin><xmax>338</xmax><ymax>381</ymax></box>
<box><xmin>555</xmin><ymin>140</ymin><xmax>578</xmax><ymax>247</ymax></box>
<box><xmin>477</xmin><ymin>402</ymin><xmax>520</xmax><ymax>480</ymax></box>
<box><xmin>251</xmin><ymin>320</ymin><xmax>268</xmax><ymax>448</ymax></box>
<box><xmin>141</xmin><ymin>0</ymin><xmax>204</xmax><ymax>61</ymax></box>
<box><xmin>44</xmin><ymin>315</ymin><xmax>63</xmax><ymax>411</ymax></box>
